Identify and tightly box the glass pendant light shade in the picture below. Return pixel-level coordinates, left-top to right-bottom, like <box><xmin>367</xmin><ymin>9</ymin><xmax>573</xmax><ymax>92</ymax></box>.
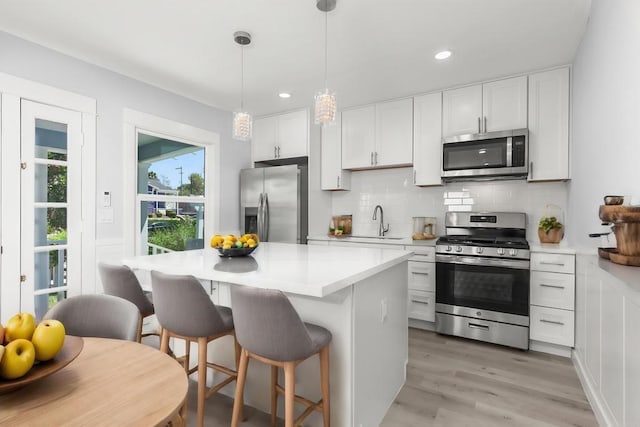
<box><xmin>314</xmin><ymin>88</ymin><xmax>337</xmax><ymax>125</ymax></box>
<box><xmin>233</xmin><ymin>110</ymin><xmax>252</xmax><ymax>141</ymax></box>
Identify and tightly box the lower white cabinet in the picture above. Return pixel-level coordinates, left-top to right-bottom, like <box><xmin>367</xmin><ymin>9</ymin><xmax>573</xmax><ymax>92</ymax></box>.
<box><xmin>408</xmin><ymin>290</ymin><xmax>435</xmax><ymax>322</ymax></box>
<box><xmin>408</xmin><ymin>260</ymin><xmax>435</xmax><ymax>292</ymax></box>
<box><xmin>529</xmin><ymin>251</ymin><xmax>576</xmax><ymax>349</ymax></box>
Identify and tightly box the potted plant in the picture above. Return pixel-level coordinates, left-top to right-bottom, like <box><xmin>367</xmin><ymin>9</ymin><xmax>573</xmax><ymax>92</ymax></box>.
<box><xmin>538</xmin><ymin>216</ymin><xmax>564</xmax><ymax>243</ymax></box>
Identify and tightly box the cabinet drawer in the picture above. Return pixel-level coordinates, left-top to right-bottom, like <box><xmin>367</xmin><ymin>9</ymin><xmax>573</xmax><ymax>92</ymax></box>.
<box><xmin>530</xmin><ymin>305</ymin><xmax>575</xmax><ymax>347</ymax></box>
<box><xmin>530</xmin><ymin>271</ymin><xmax>575</xmax><ymax>310</ymax></box>
<box><xmin>408</xmin><ymin>290</ymin><xmax>435</xmax><ymax>322</ymax></box>
<box><xmin>408</xmin><ymin>261</ymin><xmax>435</xmax><ymax>292</ymax></box>
<box><xmin>406</xmin><ymin>245</ymin><xmax>435</xmax><ymax>261</ymax></box>
<box><xmin>531</xmin><ymin>253</ymin><xmax>575</xmax><ymax>274</ymax></box>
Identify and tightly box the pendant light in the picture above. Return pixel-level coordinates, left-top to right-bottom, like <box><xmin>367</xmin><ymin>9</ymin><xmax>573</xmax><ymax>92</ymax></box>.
<box><xmin>233</xmin><ymin>31</ymin><xmax>252</xmax><ymax>141</ymax></box>
<box><xmin>314</xmin><ymin>0</ymin><xmax>337</xmax><ymax>126</ymax></box>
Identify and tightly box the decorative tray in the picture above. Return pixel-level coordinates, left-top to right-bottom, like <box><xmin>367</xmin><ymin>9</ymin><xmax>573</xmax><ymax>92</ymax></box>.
<box><xmin>0</xmin><ymin>335</ymin><xmax>84</xmax><ymax>394</ymax></box>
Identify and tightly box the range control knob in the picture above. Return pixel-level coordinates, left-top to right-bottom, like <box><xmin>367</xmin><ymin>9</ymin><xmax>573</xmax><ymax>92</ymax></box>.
<box><xmin>497</xmin><ymin>248</ymin><xmax>505</xmax><ymax>256</ymax></box>
<box><xmin>446</xmin><ymin>245</ymin><xmax>452</xmax><ymax>252</ymax></box>
<box><xmin>455</xmin><ymin>246</ymin><xmax>463</xmax><ymax>253</ymax></box>
<box><xmin>509</xmin><ymin>249</ymin><xmax>518</xmax><ymax>256</ymax></box>
<box><xmin>475</xmin><ymin>247</ymin><xmax>483</xmax><ymax>254</ymax></box>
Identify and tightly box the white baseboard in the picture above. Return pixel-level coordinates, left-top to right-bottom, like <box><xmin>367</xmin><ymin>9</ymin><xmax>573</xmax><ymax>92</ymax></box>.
<box><xmin>529</xmin><ymin>340</ymin><xmax>572</xmax><ymax>357</ymax></box>
<box><xmin>573</xmin><ymin>350</ymin><xmax>615</xmax><ymax>426</ymax></box>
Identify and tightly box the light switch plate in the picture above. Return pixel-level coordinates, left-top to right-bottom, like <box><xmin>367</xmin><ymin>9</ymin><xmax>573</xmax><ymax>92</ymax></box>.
<box><xmin>102</xmin><ymin>191</ymin><xmax>111</xmax><ymax>207</ymax></box>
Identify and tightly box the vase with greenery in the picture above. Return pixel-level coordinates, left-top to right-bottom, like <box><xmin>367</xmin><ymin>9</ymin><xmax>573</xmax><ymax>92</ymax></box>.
<box><xmin>538</xmin><ymin>216</ymin><xmax>564</xmax><ymax>243</ymax></box>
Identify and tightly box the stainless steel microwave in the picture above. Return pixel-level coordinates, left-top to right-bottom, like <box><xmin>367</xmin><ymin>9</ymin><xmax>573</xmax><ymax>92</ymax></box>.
<box><xmin>441</xmin><ymin>129</ymin><xmax>528</xmax><ymax>181</ymax></box>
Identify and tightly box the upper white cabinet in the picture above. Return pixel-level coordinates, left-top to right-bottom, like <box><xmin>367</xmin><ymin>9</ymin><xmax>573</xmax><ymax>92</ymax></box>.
<box><xmin>320</xmin><ymin>115</ymin><xmax>351</xmax><ymax>190</ymax></box>
<box><xmin>443</xmin><ymin>76</ymin><xmax>527</xmax><ymax>137</ymax></box>
<box><xmin>413</xmin><ymin>92</ymin><xmax>442</xmax><ymax>186</ymax></box>
<box><xmin>528</xmin><ymin>67</ymin><xmax>570</xmax><ymax>181</ymax></box>
<box><xmin>252</xmin><ymin>109</ymin><xmax>309</xmax><ymax>162</ymax></box>
<box><xmin>341</xmin><ymin>98</ymin><xmax>413</xmax><ymax>169</ymax></box>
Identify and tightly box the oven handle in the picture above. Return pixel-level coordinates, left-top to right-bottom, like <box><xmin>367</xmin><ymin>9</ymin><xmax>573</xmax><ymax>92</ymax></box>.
<box><xmin>436</xmin><ymin>254</ymin><xmax>530</xmax><ymax>270</ymax></box>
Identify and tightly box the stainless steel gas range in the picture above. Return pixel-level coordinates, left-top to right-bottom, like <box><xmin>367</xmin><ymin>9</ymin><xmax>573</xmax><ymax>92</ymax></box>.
<box><xmin>435</xmin><ymin>212</ymin><xmax>530</xmax><ymax>350</ymax></box>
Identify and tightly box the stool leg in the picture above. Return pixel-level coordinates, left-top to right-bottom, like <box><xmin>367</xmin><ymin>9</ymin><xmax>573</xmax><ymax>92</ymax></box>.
<box><xmin>160</xmin><ymin>328</ymin><xmax>170</xmax><ymax>354</ymax></box>
<box><xmin>233</xmin><ymin>334</ymin><xmax>245</xmax><ymax>422</ymax></box>
<box><xmin>184</xmin><ymin>339</ymin><xmax>191</xmax><ymax>376</ymax></box>
<box><xmin>197</xmin><ymin>337</ymin><xmax>208</xmax><ymax>427</ymax></box>
<box><xmin>284</xmin><ymin>362</ymin><xmax>296</xmax><ymax>427</ymax></box>
<box><xmin>270</xmin><ymin>365</ymin><xmax>278</xmax><ymax>427</ymax></box>
<box><xmin>232</xmin><ymin>349</ymin><xmax>249</xmax><ymax>427</ymax></box>
<box><xmin>319</xmin><ymin>345</ymin><xmax>331</xmax><ymax>427</ymax></box>
<box><xmin>136</xmin><ymin>314</ymin><xmax>143</xmax><ymax>343</ymax></box>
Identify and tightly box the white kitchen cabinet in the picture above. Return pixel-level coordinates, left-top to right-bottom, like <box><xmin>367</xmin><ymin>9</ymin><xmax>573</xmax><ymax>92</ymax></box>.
<box><xmin>529</xmin><ymin>251</ymin><xmax>575</xmax><ymax>350</ymax></box>
<box><xmin>408</xmin><ymin>290</ymin><xmax>435</xmax><ymax>322</ymax></box>
<box><xmin>375</xmin><ymin>98</ymin><xmax>413</xmax><ymax>167</ymax></box>
<box><xmin>320</xmin><ymin>115</ymin><xmax>351</xmax><ymax>190</ymax></box>
<box><xmin>600</xmin><ymin>278</ymin><xmax>624</xmax><ymax>425</ymax></box>
<box><xmin>408</xmin><ymin>260</ymin><xmax>435</xmax><ymax>292</ymax></box>
<box><xmin>413</xmin><ymin>92</ymin><xmax>443</xmax><ymax>186</ymax></box>
<box><xmin>625</xmin><ymin>298</ymin><xmax>640</xmax><ymax>426</ymax></box>
<box><xmin>528</xmin><ymin>67</ymin><xmax>570</xmax><ymax>181</ymax></box>
<box><xmin>407</xmin><ymin>247</ymin><xmax>436</xmax><ymax>327</ymax></box>
<box><xmin>341</xmin><ymin>99</ymin><xmax>413</xmax><ymax>169</ymax></box>
<box><xmin>442</xmin><ymin>76</ymin><xmax>527</xmax><ymax>137</ymax></box>
<box><xmin>252</xmin><ymin>109</ymin><xmax>309</xmax><ymax>162</ymax></box>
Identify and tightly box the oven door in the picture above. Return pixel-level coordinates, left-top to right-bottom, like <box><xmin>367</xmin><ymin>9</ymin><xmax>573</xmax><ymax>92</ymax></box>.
<box><xmin>435</xmin><ymin>254</ymin><xmax>529</xmax><ymax>317</ymax></box>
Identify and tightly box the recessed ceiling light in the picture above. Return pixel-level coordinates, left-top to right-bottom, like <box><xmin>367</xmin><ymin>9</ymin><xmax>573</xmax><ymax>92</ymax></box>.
<box><xmin>435</xmin><ymin>50</ymin><xmax>452</xmax><ymax>60</ymax></box>
<box><xmin>278</xmin><ymin>92</ymin><xmax>291</xmax><ymax>99</ymax></box>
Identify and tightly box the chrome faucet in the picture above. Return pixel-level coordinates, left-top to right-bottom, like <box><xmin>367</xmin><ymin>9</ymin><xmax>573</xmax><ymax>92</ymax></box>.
<box><xmin>372</xmin><ymin>205</ymin><xmax>390</xmax><ymax>237</ymax></box>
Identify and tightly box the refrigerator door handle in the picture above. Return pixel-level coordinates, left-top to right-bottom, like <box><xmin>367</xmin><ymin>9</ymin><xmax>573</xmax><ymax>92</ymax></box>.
<box><xmin>257</xmin><ymin>193</ymin><xmax>264</xmax><ymax>240</ymax></box>
<box><xmin>263</xmin><ymin>193</ymin><xmax>270</xmax><ymax>242</ymax></box>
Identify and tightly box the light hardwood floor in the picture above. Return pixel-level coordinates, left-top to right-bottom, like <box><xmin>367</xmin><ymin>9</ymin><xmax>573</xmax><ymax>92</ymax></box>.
<box><xmin>177</xmin><ymin>328</ymin><xmax>597</xmax><ymax>426</ymax></box>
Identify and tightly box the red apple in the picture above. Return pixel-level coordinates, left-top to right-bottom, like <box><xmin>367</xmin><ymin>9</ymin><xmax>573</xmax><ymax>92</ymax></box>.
<box><xmin>32</xmin><ymin>320</ymin><xmax>66</xmax><ymax>361</ymax></box>
<box><xmin>0</xmin><ymin>339</ymin><xmax>35</xmax><ymax>379</ymax></box>
<box><xmin>4</xmin><ymin>313</ymin><xmax>36</xmax><ymax>342</ymax></box>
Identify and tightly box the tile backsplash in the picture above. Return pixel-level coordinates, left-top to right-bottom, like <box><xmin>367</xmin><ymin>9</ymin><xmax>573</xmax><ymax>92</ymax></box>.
<box><xmin>330</xmin><ymin>167</ymin><xmax>569</xmax><ymax>242</ymax></box>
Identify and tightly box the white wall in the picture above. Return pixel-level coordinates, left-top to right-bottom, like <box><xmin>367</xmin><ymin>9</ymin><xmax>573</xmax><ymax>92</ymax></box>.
<box><xmin>330</xmin><ymin>167</ymin><xmax>568</xmax><ymax>242</ymax></box>
<box><xmin>0</xmin><ymin>31</ymin><xmax>250</xmax><ymax>245</ymax></box>
<box><xmin>569</xmin><ymin>0</ymin><xmax>640</xmax><ymax>251</ymax></box>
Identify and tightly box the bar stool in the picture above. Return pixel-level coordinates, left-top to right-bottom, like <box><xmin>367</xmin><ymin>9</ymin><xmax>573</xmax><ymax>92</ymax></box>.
<box><xmin>151</xmin><ymin>270</ymin><xmax>241</xmax><ymax>427</ymax></box>
<box><xmin>230</xmin><ymin>286</ymin><xmax>331</xmax><ymax>427</ymax></box>
<box><xmin>98</xmin><ymin>263</ymin><xmax>157</xmax><ymax>342</ymax></box>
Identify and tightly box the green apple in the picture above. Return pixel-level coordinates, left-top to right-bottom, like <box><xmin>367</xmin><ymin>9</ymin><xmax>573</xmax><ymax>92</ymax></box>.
<box><xmin>0</xmin><ymin>339</ymin><xmax>35</xmax><ymax>379</ymax></box>
<box><xmin>5</xmin><ymin>313</ymin><xmax>36</xmax><ymax>342</ymax></box>
<box><xmin>32</xmin><ymin>320</ymin><xmax>66</xmax><ymax>361</ymax></box>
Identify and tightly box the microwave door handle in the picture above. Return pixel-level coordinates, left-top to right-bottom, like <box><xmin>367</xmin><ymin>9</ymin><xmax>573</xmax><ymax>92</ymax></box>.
<box><xmin>506</xmin><ymin>137</ymin><xmax>513</xmax><ymax>167</ymax></box>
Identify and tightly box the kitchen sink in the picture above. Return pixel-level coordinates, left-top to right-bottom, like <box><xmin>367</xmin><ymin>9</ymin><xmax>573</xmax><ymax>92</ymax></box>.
<box><xmin>349</xmin><ymin>235</ymin><xmax>404</xmax><ymax>241</ymax></box>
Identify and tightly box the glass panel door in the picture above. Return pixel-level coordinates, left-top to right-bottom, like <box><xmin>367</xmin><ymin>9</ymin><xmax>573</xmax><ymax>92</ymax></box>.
<box><xmin>20</xmin><ymin>101</ymin><xmax>82</xmax><ymax>319</ymax></box>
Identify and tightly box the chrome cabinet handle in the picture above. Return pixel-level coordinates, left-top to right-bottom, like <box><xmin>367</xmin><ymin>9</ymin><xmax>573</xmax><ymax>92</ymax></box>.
<box><xmin>413</xmin><ymin>170</ymin><xmax>417</xmax><ymax>184</ymax></box>
<box><xmin>375</xmin><ymin>151</ymin><xmax>378</xmax><ymax>165</ymax></box>
<box><xmin>274</xmin><ymin>146</ymin><xmax>277</xmax><ymax>159</ymax></box>
<box><xmin>277</xmin><ymin>146</ymin><xmax>281</xmax><ymax>158</ymax></box>
<box><xmin>484</xmin><ymin>116</ymin><xmax>487</xmax><ymax>133</ymax></box>
<box><xmin>478</xmin><ymin>117</ymin><xmax>481</xmax><ymax>133</ymax></box>
<box><xmin>540</xmin><ymin>261</ymin><xmax>565</xmax><ymax>266</ymax></box>
<box><xmin>468</xmin><ymin>322</ymin><xmax>489</xmax><ymax>330</ymax></box>
<box><xmin>530</xmin><ymin>161</ymin><xmax>534</xmax><ymax>179</ymax></box>
<box><xmin>337</xmin><ymin>176</ymin><xmax>340</xmax><ymax>188</ymax></box>
<box><xmin>411</xmin><ymin>298</ymin><xmax>430</xmax><ymax>305</ymax></box>
<box><xmin>370</xmin><ymin>152</ymin><xmax>374</xmax><ymax>165</ymax></box>
<box><xmin>540</xmin><ymin>283</ymin><xmax>565</xmax><ymax>289</ymax></box>
<box><xmin>540</xmin><ymin>319</ymin><xmax>565</xmax><ymax>326</ymax></box>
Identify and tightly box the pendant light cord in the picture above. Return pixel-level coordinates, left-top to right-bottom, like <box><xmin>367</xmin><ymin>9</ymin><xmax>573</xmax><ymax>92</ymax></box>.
<box><xmin>324</xmin><ymin>7</ymin><xmax>328</xmax><ymax>89</ymax></box>
<box><xmin>241</xmin><ymin>46</ymin><xmax>245</xmax><ymax>110</ymax></box>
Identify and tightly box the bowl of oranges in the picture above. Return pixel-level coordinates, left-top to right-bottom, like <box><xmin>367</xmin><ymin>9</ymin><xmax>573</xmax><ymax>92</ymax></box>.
<box><xmin>210</xmin><ymin>234</ymin><xmax>259</xmax><ymax>257</ymax></box>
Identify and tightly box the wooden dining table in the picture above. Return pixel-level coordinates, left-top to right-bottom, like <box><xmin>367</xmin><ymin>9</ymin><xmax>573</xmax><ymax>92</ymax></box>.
<box><xmin>0</xmin><ymin>337</ymin><xmax>189</xmax><ymax>426</ymax></box>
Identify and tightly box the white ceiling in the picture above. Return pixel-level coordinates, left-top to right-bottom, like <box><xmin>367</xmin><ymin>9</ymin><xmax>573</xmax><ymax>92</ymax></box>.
<box><xmin>0</xmin><ymin>0</ymin><xmax>591</xmax><ymax>116</ymax></box>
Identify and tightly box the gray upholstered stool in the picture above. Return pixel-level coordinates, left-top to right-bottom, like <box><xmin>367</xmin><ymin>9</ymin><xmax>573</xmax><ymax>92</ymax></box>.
<box><xmin>43</xmin><ymin>294</ymin><xmax>140</xmax><ymax>341</ymax></box>
<box><xmin>230</xmin><ymin>286</ymin><xmax>331</xmax><ymax>427</ymax></box>
<box><xmin>151</xmin><ymin>270</ymin><xmax>242</xmax><ymax>427</ymax></box>
<box><xmin>98</xmin><ymin>263</ymin><xmax>157</xmax><ymax>342</ymax></box>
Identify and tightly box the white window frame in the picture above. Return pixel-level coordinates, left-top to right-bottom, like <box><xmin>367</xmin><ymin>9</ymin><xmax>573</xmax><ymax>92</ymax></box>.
<box><xmin>123</xmin><ymin>109</ymin><xmax>220</xmax><ymax>257</ymax></box>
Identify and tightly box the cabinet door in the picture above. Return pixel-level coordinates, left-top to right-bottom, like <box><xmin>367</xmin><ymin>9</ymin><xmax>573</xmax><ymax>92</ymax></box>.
<box><xmin>529</xmin><ymin>306</ymin><xmax>574</xmax><ymax>347</ymax></box>
<box><xmin>601</xmin><ymin>279</ymin><xmax>624</xmax><ymax>425</ymax></box>
<box><xmin>442</xmin><ymin>84</ymin><xmax>482</xmax><ymax>137</ymax></box>
<box><xmin>413</xmin><ymin>93</ymin><xmax>442</xmax><ymax>186</ymax></box>
<box><xmin>321</xmin><ymin>115</ymin><xmax>351</xmax><ymax>190</ymax></box>
<box><xmin>528</xmin><ymin>68</ymin><xmax>570</xmax><ymax>181</ymax></box>
<box><xmin>375</xmin><ymin>98</ymin><xmax>413</xmax><ymax>167</ymax></box>
<box><xmin>278</xmin><ymin>109</ymin><xmax>308</xmax><ymax>159</ymax></box>
<box><xmin>341</xmin><ymin>106</ymin><xmax>375</xmax><ymax>169</ymax></box>
<box><xmin>252</xmin><ymin>116</ymin><xmax>277</xmax><ymax>162</ymax></box>
<box><xmin>482</xmin><ymin>76</ymin><xmax>528</xmax><ymax>132</ymax></box>
<box><xmin>625</xmin><ymin>298</ymin><xmax>640</xmax><ymax>426</ymax></box>
<box><xmin>408</xmin><ymin>290</ymin><xmax>435</xmax><ymax>322</ymax></box>
<box><xmin>408</xmin><ymin>261</ymin><xmax>435</xmax><ymax>292</ymax></box>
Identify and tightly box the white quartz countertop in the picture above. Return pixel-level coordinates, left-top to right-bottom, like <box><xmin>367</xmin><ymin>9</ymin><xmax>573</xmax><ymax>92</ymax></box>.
<box><xmin>123</xmin><ymin>242</ymin><xmax>413</xmax><ymax>298</ymax></box>
<box><xmin>308</xmin><ymin>235</ymin><xmax>437</xmax><ymax>247</ymax></box>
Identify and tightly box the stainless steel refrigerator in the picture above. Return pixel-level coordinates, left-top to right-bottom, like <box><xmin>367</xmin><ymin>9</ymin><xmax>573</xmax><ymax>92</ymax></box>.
<box><xmin>240</xmin><ymin>165</ymin><xmax>308</xmax><ymax>244</ymax></box>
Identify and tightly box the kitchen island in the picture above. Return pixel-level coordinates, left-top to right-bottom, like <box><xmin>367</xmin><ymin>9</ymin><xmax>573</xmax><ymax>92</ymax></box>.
<box><xmin>123</xmin><ymin>242</ymin><xmax>412</xmax><ymax>427</ymax></box>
